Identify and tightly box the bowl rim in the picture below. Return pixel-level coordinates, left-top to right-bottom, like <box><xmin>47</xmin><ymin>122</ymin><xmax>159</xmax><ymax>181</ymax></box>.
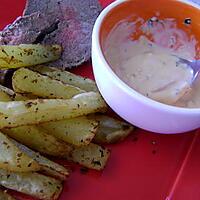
<box><xmin>92</xmin><ymin>0</ymin><xmax>200</xmax><ymax>114</ymax></box>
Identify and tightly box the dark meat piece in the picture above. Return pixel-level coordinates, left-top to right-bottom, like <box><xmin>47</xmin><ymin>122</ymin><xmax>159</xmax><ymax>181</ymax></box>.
<box><xmin>24</xmin><ymin>0</ymin><xmax>102</xmax><ymax>68</ymax></box>
<box><xmin>0</xmin><ymin>12</ymin><xmax>51</xmax><ymax>45</ymax></box>
<box><xmin>0</xmin><ymin>12</ymin><xmax>53</xmax><ymax>85</ymax></box>
<box><xmin>0</xmin><ymin>0</ymin><xmax>102</xmax><ymax>68</ymax></box>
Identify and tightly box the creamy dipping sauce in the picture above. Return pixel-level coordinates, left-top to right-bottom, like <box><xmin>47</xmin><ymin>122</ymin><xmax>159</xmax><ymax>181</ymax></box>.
<box><xmin>104</xmin><ymin>17</ymin><xmax>200</xmax><ymax>108</ymax></box>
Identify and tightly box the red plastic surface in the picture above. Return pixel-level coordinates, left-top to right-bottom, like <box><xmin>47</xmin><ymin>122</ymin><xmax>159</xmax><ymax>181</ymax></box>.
<box><xmin>1</xmin><ymin>1</ymin><xmax>200</xmax><ymax>200</ymax></box>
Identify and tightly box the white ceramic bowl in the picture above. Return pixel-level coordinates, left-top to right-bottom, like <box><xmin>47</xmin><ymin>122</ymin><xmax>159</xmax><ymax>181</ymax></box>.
<box><xmin>92</xmin><ymin>0</ymin><xmax>200</xmax><ymax>134</ymax></box>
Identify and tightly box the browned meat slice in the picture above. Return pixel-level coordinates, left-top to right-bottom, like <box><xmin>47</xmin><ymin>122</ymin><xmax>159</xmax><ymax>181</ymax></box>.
<box><xmin>0</xmin><ymin>12</ymin><xmax>52</xmax><ymax>45</ymax></box>
<box><xmin>0</xmin><ymin>0</ymin><xmax>102</xmax><ymax>69</ymax></box>
<box><xmin>0</xmin><ymin>12</ymin><xmax>54</xmax><ymax>85</ymax></box>
<box><xmin>24</xmin><ymin>0</ymin><xmax>102</xmax><ymax>68</ymax></box>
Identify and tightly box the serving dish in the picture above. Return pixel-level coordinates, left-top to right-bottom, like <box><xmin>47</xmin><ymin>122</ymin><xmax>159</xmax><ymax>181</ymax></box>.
<box><xmin>92</xmin><ymin>0</ymin><xmax>200</xmax><ymax>133</ymax></box>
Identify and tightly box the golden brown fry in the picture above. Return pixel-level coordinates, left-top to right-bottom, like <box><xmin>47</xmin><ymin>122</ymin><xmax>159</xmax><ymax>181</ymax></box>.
<box><xmin>13</xmin><ymin>93</ymin><xmax>38</xmax><ymax>101</ymax></box>
<box><xmin>0</xmin><ymin>169</ymin><xmax>63</xmax><ymax>200</ymax></box>
<box><xmin>0</xmin><ymin>44</ymin><xmax>61</xmax><ymax>69</ymax></box>
<box><xmin>32</xmin><ymin>65</ymin><xmax>98</xmax><ymax>92</ymax></box>
<box><xmin>3</xmin><ymin>126</ymin><xmax>72</xmax><ymax>157</ymax></box>
<box><xmin>12</xmin><ymin>68</ymin><xmax>85</xmax><ymax>99</ymax></box>
<box><xmin>0</xmin><ymin>131</ymin><xmax>40</xmax><ymax>172</ymax></box>
<box><xmin>69</xmin><ymin>143</ymin><xmax>110</xmax><ymax>170</ymax></box>
<box><xmin>0</xmin><ymin>85</ymin><xmax>15</xmax><ymax>101</ymax></box>
<box><xmin>0</xmin><ymin>91</ymin><xmax>12</xmax><ymax>102</ymax></box>
<box><xmin>0</xmin><ymin>89</ymin><xmax>72</xmax><ymax>157</ymax></box>
<box><xmin>12</xmin><ymin>139</ymin><xmax>69</xmax><ymax>180</ymax></box>
<box><xmin>41</xmin><ymin>116</ymin><xmax>98</xmax><ymax>146</ymax></box>
<box><xmin>0</xmin><ymin>92</ymin><xmax>107</xmax><ymax>129</ymax></box>
<box><xmin>91</xmin><ymin>115</ymin><xmax>134</xmax><ymax>144</ymax></box>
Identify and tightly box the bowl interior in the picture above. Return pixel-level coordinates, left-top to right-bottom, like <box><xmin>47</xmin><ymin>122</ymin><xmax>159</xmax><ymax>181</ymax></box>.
<box><xmin>100</xmin><ymin>0</ymin><xmax>200</xmax><ymax>59</ymax></box>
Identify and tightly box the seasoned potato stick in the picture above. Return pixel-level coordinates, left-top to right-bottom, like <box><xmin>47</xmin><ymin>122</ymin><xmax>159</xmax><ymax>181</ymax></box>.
<box><xmin>41</xmin><ymin>116</ymin><xmax>98</xmax><ymax>146</ymax></box>
<box><xmin>69</xmin><ymin>143</ymin><xmax>110</xmax><ymax>170</ymax></box>
<box><xmin>32</xmin><ymin>65</ymin><xmax>98</xmax><ymax>92</ymax></box>
<box><xmin>0</xmin><ymin>85</ymin><xmax>15</xmax><ymax>101</ymax></box>
<box><xmin>0</xmin><ymin>169</ymin><xmax>62</xmax><ymax>200</ymax></box>
<box><xmin>0</xmin><ymin>44</ymin><xmax>61</xmax><ymax>69</ymax></box>
<box><xmin>3</xmin><ymin>126</ymin><xmax>72</xmax><ymax>157</ymax></box>
<box><xmin>0</xmin><ymin>189</ymin><xmax>16</xmax><ymax>200</ymax></box>
<box><xmin>13</xmin><ymin>93</ymin><xmax>38</xmax><ymax>101</ymax></box>
<box><xmin>0</xmin><ymin>131</ymin><xmax>40</xmax><ymax>172</ymax></box>
<box><xmin>0</xmin><ymin>88</ymin><xmax>72</xmax><ymax>157</ymax></box>
<box><xmin>0</xmin><ymin>91</ymin><xmax>13</xmax><ymax>102</ymax></box>
<box><xmin>92</xmin><ymin>115</ymin><xmax>134</xmax><ymax>144</ymax></box>
<box><xmin>0</xmin><ymin>92</ymin><xmax>107</xmax><ymax>129</ymax></box>
<box><xmin>13</xmin><ymin>68</ymin><xmax>85</xmax><ymax>99</ymax></box>
<box><xmin>12</xmin><ymin>139</ymin><xmax>69</xmax><ymax>180</ymax></box>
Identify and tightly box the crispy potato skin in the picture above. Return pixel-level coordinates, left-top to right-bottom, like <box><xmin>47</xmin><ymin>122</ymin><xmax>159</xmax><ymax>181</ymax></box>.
<box><xmin>32</xmin><ymin>65</ymin><xmax>98</xmax><ymax>92</ymax></box>
<box><xmin>0</xmin><ymin>131</ymin><xmax>40</xmax><ymax>172</ymax></box>
<box><xmin>92</xmin><ymin>115</ymin><xmax>134</xmax><ymax>144</ymax></box>
<box><xmin>0</xmin><ymin>92</ymin><xmax>107</xmax><ymax>129</ymax></box>
<box><xmin>0</xmin><ymin>44</ymin><xmax>61</xmax><ymax>69</ymax></box>
<box><xmin>69</xmin><ymin>143</ymin><xmax>110</xmax><ymax>170</ymax></box>
<box><xmin>0</xmin><ymin>169</ymin><xmax>63</xmax><ymax>200</ymax></box>
<box><xmin>41</xmin><ymin>116</ymin><xmax>98</xmax><ymax>146</ymax></box>
<box><xmin>3</xmin><ymin>126</ymin><xmax>72</xmax><ymax>157</ymax></box>
<box><xmin>12</xmin><ymin>68</ymin><xmax>85</xmax><ymax>99</ymax></box>
<box><xmin>12</xmin><ymin>139</ymin><xmax>69</xmax><ymax>180</ymax></box>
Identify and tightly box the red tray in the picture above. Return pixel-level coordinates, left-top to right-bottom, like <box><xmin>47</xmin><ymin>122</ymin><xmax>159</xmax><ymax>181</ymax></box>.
<box><xmin>1</xmin><ymin>1</ymin><xmax>200</xmax><ymax>200</ymax></box>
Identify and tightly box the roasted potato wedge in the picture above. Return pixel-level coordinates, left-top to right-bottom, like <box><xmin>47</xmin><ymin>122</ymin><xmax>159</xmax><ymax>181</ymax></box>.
<box><xmin>0</xmin><ymin>89</ymin><xmax>72</xmax><ymax>157</ymax></box>
<box><xmin>3</xmin><ymin>126</ymin><xmax>72</xmax><ymax>157</ymax></box>
<box><xmin>0</xmin><ymin>85</ymin><xmax>15</xmax><ymax>101</ymax></box>
<box><xmin>0</xmin><ymin>189</ymin><xmax>16</xmax><ymax>200</ymax></box>
<box><xmin>41</xmin><ymin>116</ymin><xmax>98</xmax><ymax>146</ymax></box>
<box><xmin>92</xmin><ymin>115</ymin><xmax>134</xmax><ymax>144</ymax></box>
<box><xmin>32</xmin><ymin>65</ymin><xmax>98</xmax><ymax>92</ymax></box>
<box><xmin>0</xmin><ymin>92</ymin><xmax>107</xmax><ymax>129</ymax></box>
<box><xmin>0</xmin><ymin>169</ymin><xmax>62</xmax><ymax>200</ymax></box>
<box><xmin>0</xmin><ymin>91</ymin><xmax>13</xmax><ymax>102</ymax></box>
<box><xmin>0</xmin><ymin>44</ymin><xmax>61</xmax><ymax>69</ymax></box>
<box><xmin>13</xmin><ymin>93</ymin><xmax>38</xmax><ymax>101</ymax></box>
<box><xmin>13</xmin><ymin>68</ymin><xmax>85</xmax><ymax>99</ymax></box>
<box><xmin>0</xmin><ymin>131</ymin><xmax>40</xmax><ymax>172</ymax></box>
<box><xmin>69</xmin><ymin>143</ymin><xmax>110</xmax><ymax>170</ymax></box>
<box><xmin>12</xmin><ymin>139</ymin><xmax>69</xmax><ymax>180</ymax></box>
<box><xmin>0</xmin><ymin>85</ymin><xmax>29</xmax><ymax>102</ymax></box>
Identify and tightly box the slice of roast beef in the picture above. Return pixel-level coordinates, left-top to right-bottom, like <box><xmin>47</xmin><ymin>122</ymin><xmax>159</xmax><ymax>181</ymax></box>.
<box><xmin>24</xmin><ymin>0</ymin><xmax>102</xmax><ymax>68</ymax></box>
<box><xmin>0</xmin><ymin>0</ymin><xmax>102</xmax><ymax>69</ymax></box>
<box><xmin>0</xmin><ymin>12</ymin><xmax>51</xmax><ymax>45</ymax></box>
<box><xmin>0</xmin><ymin>12</ymin><xmax>55</xmax><ymax>85</ymax></box>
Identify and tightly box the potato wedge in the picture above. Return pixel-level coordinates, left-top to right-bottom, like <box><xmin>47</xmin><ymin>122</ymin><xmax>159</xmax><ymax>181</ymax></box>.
<box><xmin>92</xmin><ymin>115</ymin><xmax>134</xmax><ymax>144</ymax></box>
<box><xmin>0</xmin><ymin>85</ymin><xmax>15</xmax><ymax>101</ymax></box>
<box><xmin>0</xmin><ymin>91</ymin><xmax>13</xmax><ymax>102</ymax></box>
<box><xmin>0</xmin><ymin>86</ymin><xmax>72</xmax><ymax>157</ymax></box>
<box><xmin>0</xmin><ymin>189</ymin><xmax>16</xmax><ymax>200</ymax></box>
<box><xmin>12</xmin><ymin>139</ymin><xmax>69</xmax><ymax>180</ymax></box>
<box><xmin>41</xmin><ymin>116</ymin><xmax>98</xmax><ymax>146</ymax></box>
<box><xmin>0</xmin><ymin>131</ymin><xmax>40</xmax><ymax>172</ymax></box>
<box><xmin>12</xmin><ymin>68</ymin><xmax>85</xmax><ymax>99</ymax></box>
<box><xmin>0</xmin><ymin>44</ymin><xmax>61</xmax><ymax>69</ymax></box>
<box><xmin>13</xmin><ymin>93</ymin><xmax>38</xmax><ymax>101</ymax></box>
<box><xmin>3</xmin><ymin>126</ymin><xmax>72</xmax><ymax>157</ymax></box>
<box><xmin>32</xmin><ymin>65</ymin><xmax>98</xmax><ymax>92</ymax></box>
<box><xmin>0</xmin><ymin>169</ymin><xmax>62</xmax><ymax>200</ymax></box>
<box><xmin>69</xmin><ymin>143</ymin><xmax>110</xmax><ymax>170</ymax></box>
<box><xmin>0</xmin><ymin>92</ymin><xmax>107</xmax><ymax>128</ymax></box>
